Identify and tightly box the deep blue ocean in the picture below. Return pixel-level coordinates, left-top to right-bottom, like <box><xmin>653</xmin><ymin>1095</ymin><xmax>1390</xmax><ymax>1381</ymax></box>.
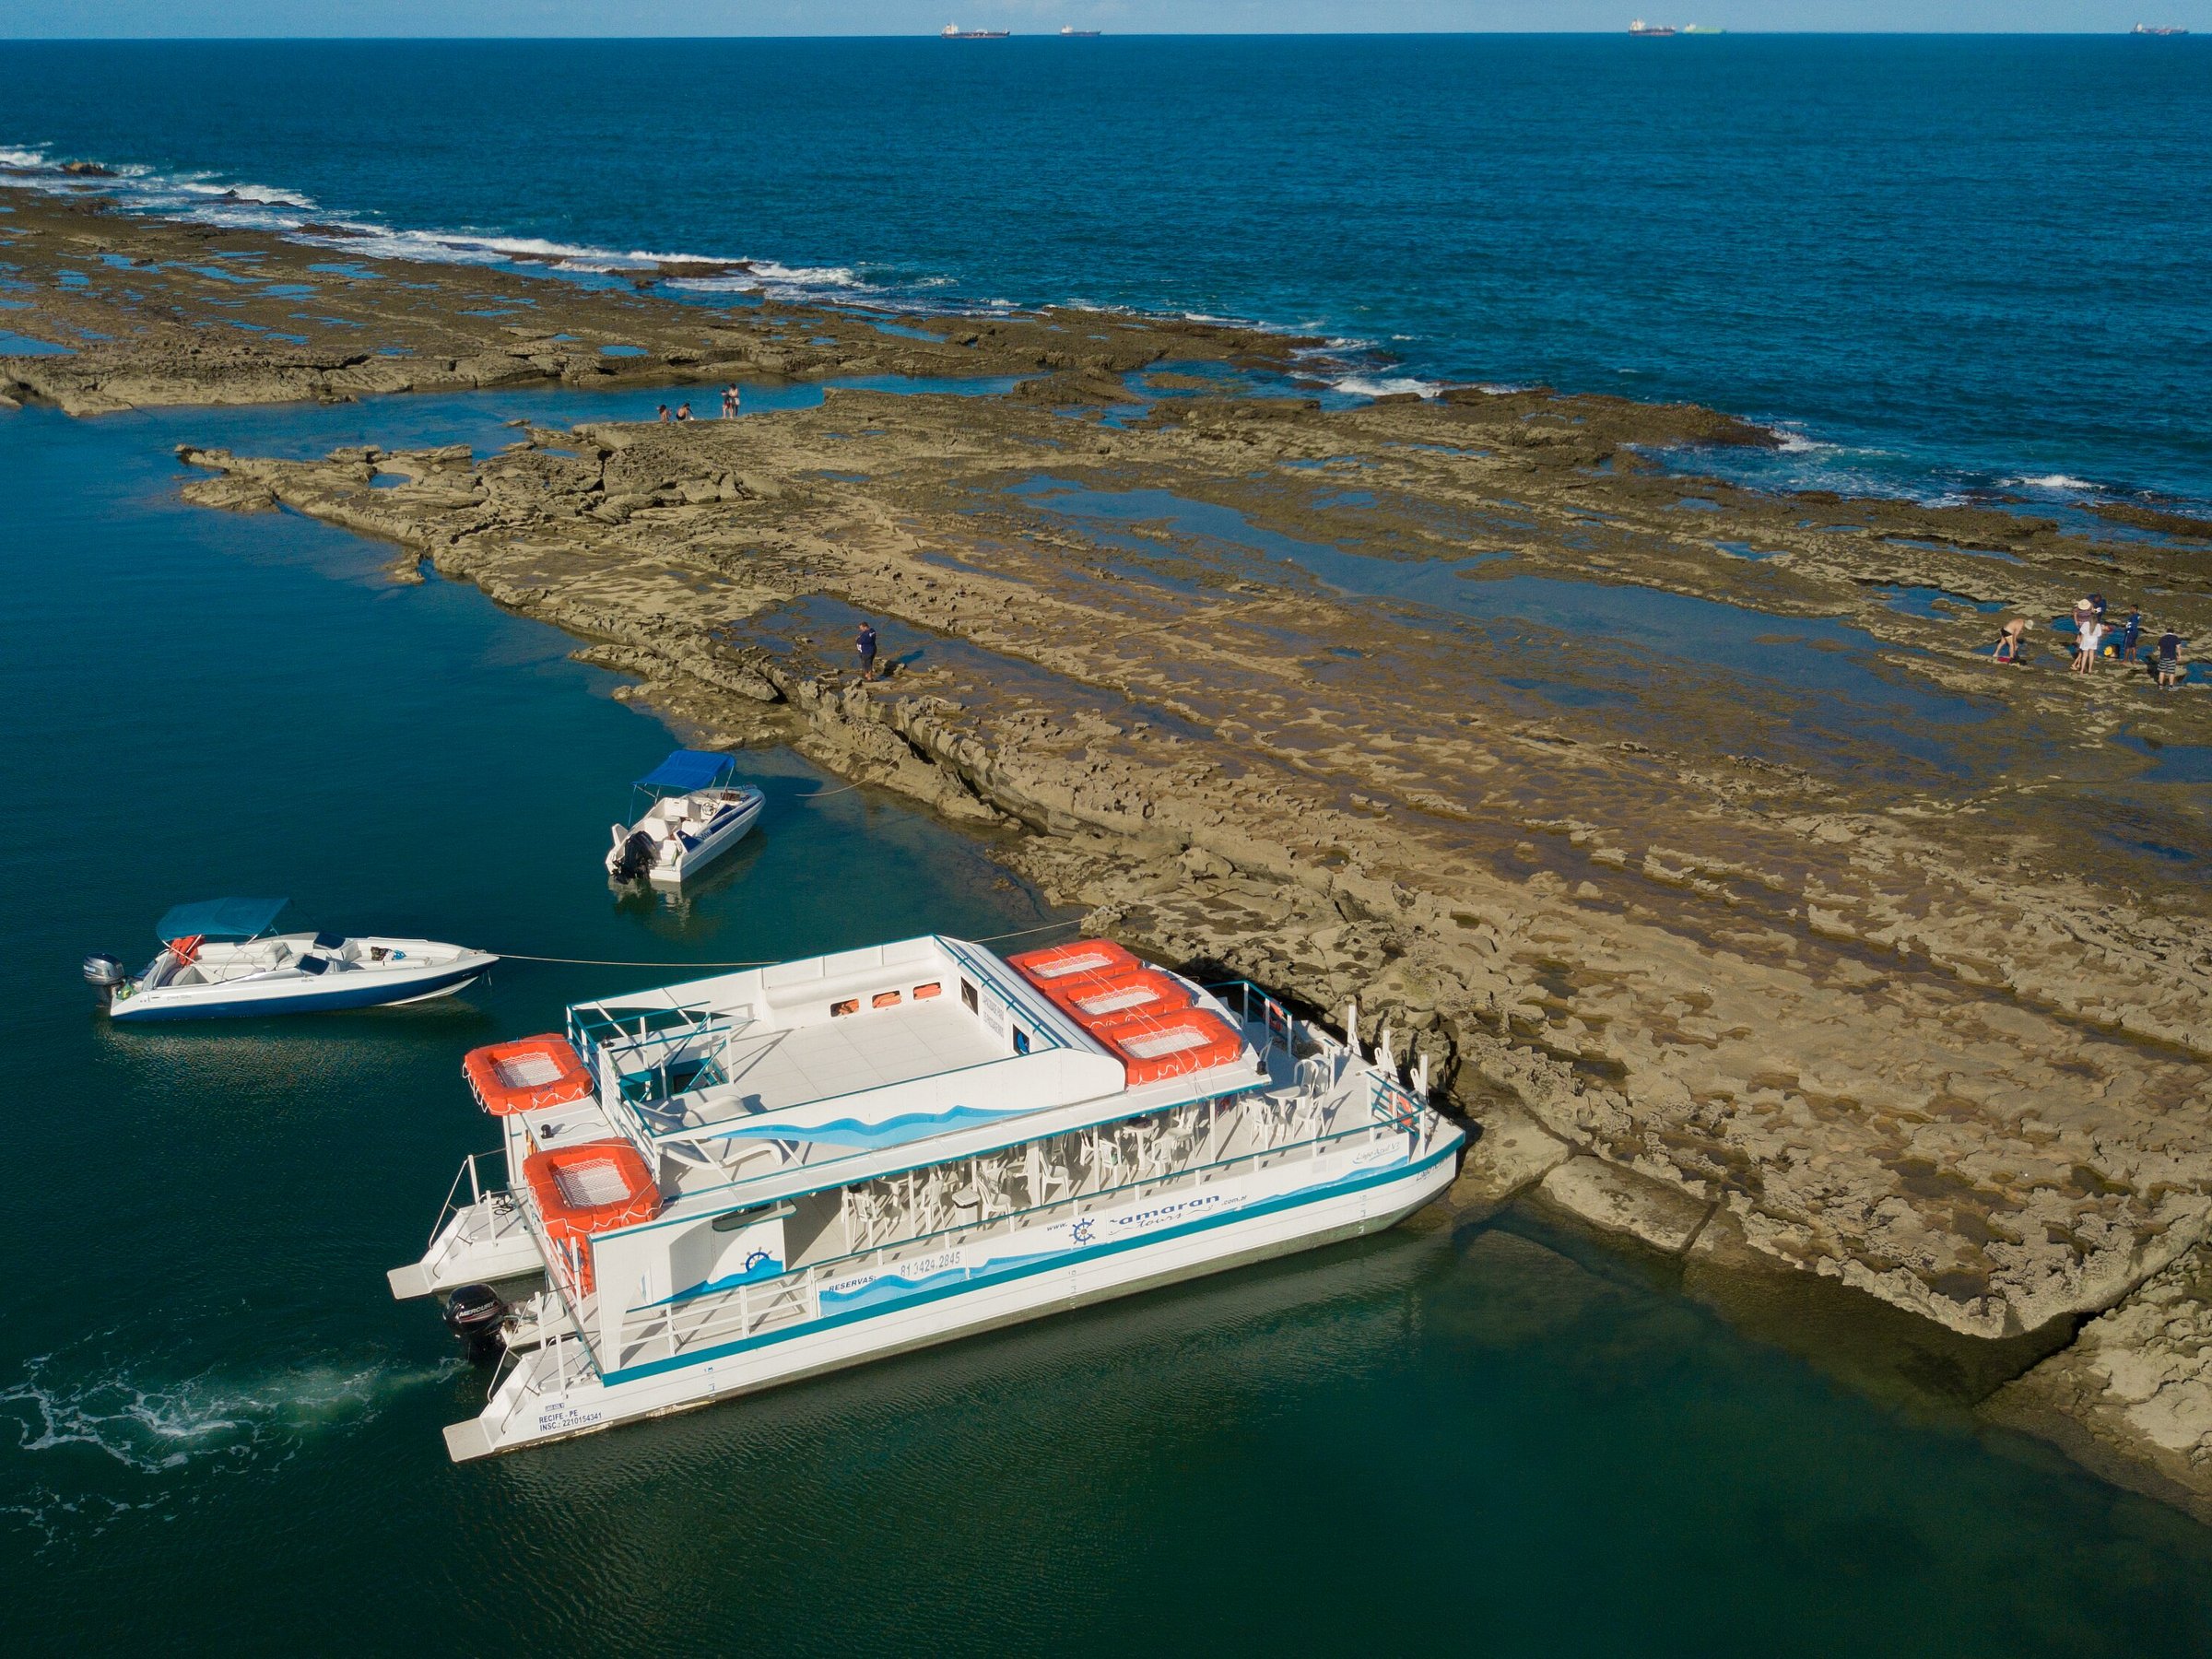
<box><xmin>4</xmin><ymin>33</ymin><xmax>2209</xmax><ymax>509</ymax></box>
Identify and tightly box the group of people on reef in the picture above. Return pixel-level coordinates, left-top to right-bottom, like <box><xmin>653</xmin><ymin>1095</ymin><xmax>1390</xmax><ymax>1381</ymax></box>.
<box><xmin>649</xmin><ymin>386</ymin><xmax>745</xmax><ymax>423</ymax></box>
<box><xmin>1993</xmin><ymin>593</ymin><xmax>2188</xmax><ymax>688</ymax></box>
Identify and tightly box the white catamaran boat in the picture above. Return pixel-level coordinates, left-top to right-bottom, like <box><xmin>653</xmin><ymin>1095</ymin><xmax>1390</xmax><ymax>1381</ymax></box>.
<box><xmin>85</xmin><ymin>898</ymin><xmax>497</xmax><ymax>1022</ymax></box>
<box><xmin>393</xmin><ymin>934</ymin><xmax>1463</xmax><ymax>1459</ymax></box>
<box><xmin>606</xmin><ymin>750</ymin><xmax>765</xmax><ymax>889</ymax></box>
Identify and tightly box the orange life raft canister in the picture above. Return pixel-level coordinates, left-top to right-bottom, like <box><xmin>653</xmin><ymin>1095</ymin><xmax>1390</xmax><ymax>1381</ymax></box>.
<box><xmin>464</xmin><ymin>1034</ymin><xmax>594</xmax><ymax>1116</ymax></box>
<box><xmin>1006</xmin><ymin>938</ymin><xmax>1141</xmax><ymax>986</ymax></box>
<box><xmin>1053</xmin><ymin>967</ymin><xmax>1195</xmax><ymax>1026</ymax></box>
<box><xmin>1089</xmin><ymin>1006</ymin><xmax>1245</xmax><ymax>1087</ymax></box>
<box><xmin>523</xmin><ymin>1138</ymin><xmax>661</xmax><ymax>1294</ymax></box>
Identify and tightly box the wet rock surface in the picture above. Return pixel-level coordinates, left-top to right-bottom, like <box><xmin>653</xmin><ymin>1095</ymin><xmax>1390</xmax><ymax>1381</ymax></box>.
<box><xmin>1987</xmin><ymin>1244</ymin><xmax>2212</xmax><ymax>1523</ymax></box>
<box><xmin>10</xmin><ymin>189</ymin><xmax>2212</xmax><ymax>1513</ymax></box>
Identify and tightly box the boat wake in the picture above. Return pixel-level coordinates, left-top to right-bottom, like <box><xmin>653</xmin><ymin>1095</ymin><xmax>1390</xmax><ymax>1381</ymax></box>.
<box><xmin>0</xmin><ymin>1346</ymin><xmax>456</xmax><ymax>1544</ymax></box>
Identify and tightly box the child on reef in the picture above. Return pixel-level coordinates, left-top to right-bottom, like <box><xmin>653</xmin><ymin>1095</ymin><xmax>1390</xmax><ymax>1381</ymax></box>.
<box><xmin>2158</xmin><ymin>630</ymin><xmax>2185</xmax><ymax>688</ymax></box>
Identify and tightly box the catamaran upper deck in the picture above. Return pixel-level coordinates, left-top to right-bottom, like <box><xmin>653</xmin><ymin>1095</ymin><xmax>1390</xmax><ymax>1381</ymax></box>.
<box><xmin>533</xmin><ymin>935</ymin><xmax>1276</xmax><ymax>1224</ymax></box>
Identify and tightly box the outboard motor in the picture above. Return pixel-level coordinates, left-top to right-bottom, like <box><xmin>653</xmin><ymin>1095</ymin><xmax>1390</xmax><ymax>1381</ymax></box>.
<box><xmin>608</xmin><ymin>826</ymin><xmax>658</xmax><ymax>885</ymax></box>
<box><xmin>442</xmin><ymin>1284</ymin><xmax>509</xmax><ymax>1363</ymax></box>
<box><xmin>82</xmin><ymin>953</ymin><xmax>128</xmax><ymax>1009</ymax></box>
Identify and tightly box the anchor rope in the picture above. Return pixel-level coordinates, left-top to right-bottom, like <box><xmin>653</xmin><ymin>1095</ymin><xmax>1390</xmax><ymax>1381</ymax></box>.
<box><xmin>491</xmin><ymin>915</ymin><xmax>1082</xmax><ymax>970</ymax></box>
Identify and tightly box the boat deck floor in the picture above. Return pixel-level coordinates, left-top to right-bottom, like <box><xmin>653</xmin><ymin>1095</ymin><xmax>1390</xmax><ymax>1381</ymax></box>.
<box><xmin>702</xmin><ymin>1001</ymin><xmax>1002</xmax><ymax>1123</ymax></box>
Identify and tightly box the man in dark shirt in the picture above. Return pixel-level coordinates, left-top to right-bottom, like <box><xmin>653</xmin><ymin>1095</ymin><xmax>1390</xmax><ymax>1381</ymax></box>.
<box><xmin>855</xmin><ymin>621</ymin><xmax>879</xmax><ymax>682</ymax></box>
<box><xmin>2158</xmin><ymin>631</ymin><xmax>2184</xmax><ymax>688</ymax></box>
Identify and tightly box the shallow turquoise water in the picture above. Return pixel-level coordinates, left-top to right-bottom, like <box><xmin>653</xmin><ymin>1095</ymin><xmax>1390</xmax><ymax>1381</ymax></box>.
<box><xmin>4</xmin><ymin>394</ymin><xmax>2212</xmax><ymax>1649</ymax></box>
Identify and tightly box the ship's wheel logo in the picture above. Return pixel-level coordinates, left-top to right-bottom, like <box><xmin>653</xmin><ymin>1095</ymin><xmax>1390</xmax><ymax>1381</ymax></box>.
<box><xmin>1072</xmin><ymin>1218</ymin><xmax>1095</xmax><ymax>1246</ymax></box>
<box><xmin>744</xmin><ymin>1249</ymin><xmax>771</xmax><ymax>1272</ymax></box>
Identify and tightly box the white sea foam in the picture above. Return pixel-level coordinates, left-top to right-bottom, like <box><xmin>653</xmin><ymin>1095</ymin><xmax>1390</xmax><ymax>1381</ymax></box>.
<box><xmin>1335</xmin><ymin>374</ymin><xmax>1442</xmax><ymax>399</ymax></box>
<box><xmin>2005</xmin><ymin>473</ymin><xmax>2096</xmax><ymax>492</ymax></box>
<box><xmin>1</xmin><ymin>1350</ymin><xmax>453</xmax><ymax>1479</ymax></box>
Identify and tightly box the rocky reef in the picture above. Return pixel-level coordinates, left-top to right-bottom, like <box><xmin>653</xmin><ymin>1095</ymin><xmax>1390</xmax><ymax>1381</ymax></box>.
<box><xmin>9</xmin><ymin>186</ymin><xmax>2212</xmax><ymax>1518</ymax></box>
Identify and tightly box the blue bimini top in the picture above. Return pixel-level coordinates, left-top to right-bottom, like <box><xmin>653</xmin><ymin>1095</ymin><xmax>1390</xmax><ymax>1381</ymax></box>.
<box><xmin>636</xmin><ymin>750</ymin><xmax>736</xmax><ymax>793</ymax></box>
<box><xmin>157</xmin><ymin>897</ymin><xmax>289</xmax><ymax>943</ymax></box>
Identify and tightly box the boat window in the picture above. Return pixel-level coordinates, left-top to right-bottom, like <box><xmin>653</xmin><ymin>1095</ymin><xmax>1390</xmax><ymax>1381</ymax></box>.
<box><xmin>830</xmin><ymin>998</ymin><xmax>858</xmax><ymax>1018</ymax></box>
<box><xmin>1012</xmin><ymin>1026</ymin><xmax>1030</xmax><ymax>1055</ymax></box>
<box><xmin>913</xmin><ymin>982</ymin><xmax>942</xmax><ymax>1000</ymax></box>
<box><xmin>711</xmin><ymin>1201</ymin><xmax>794</xmax><ymax>1232</ymax></box>
<box><xmin>960</xmin><ymin>979</ymin><xmax>978</xmax><ymax>1013</ymax></box>
<box><xmin>872</xmin><ymin>990</ymin><xmax>901</xmax><ymax>1009</ymax></box>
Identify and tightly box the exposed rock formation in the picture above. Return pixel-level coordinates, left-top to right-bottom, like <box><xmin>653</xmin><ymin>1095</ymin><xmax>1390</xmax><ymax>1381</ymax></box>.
<box><xmin>1987</xmin><ymin>1244</ymin><xmax>2212</xmax><ymax>1523</ymax></box>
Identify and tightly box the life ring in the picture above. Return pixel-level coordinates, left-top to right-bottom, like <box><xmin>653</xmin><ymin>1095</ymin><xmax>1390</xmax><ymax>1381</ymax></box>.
<box><xmin>523</xmin><ymin>1138</ymin><xmax>661</xmax><ymax>1294</ymax></box>
<box><xmin>463</xmin><ymin>1034</ymin><xmax>594</xmax><ymax>1116</ymax></box>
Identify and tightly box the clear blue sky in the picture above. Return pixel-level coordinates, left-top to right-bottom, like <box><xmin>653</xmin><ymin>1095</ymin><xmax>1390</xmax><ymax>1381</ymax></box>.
<box><xmin>2</xmin><ymin>3</ymin><xmax>2202</xmax><ymax>38</ymax></box>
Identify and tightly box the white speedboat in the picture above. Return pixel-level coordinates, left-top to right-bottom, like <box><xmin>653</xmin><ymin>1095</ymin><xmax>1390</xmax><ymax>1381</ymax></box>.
<box><xmin>606</xmin><ymin>750</ymin><xmax>765</xmax><ymax>888</ymax></box>
<box><xmin>85</xmin><ymin>898</ymin><xmax>497</xmax><ymax>1022</ymax></box>
<box><xmin>393</xmin><ymin>933</ymin><xmax>1463</xmax><ymax>1459</ymax></box>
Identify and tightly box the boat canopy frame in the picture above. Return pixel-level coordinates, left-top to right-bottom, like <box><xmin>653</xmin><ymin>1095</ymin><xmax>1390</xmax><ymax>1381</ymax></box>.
<box><xmin>633</xmin><ymin>749</ymin><xmax>739</xmax><ymax>798</ymax></box>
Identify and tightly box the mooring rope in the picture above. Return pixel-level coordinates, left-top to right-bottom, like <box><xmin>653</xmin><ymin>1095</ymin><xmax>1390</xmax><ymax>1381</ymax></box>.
<box><xmin>492</xmin><ymin>915</ymin><xmax>1082</xmax><ymax>970</ymax></box>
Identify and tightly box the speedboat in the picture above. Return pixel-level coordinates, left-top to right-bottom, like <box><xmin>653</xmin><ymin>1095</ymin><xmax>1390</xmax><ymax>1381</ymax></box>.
<box><xmin>85</xmin><ymin>898</ymin><xmax>497</xmax><ymax>1022</ymax></box>
<box><xmin>606</xmin><ymin>750</ymin><xmax>765</xmax><ymax>888</ymax></box>
<box><xmin>392</xmin><ymin>933</ymin><xmax>1463</xmax><ymax>1459</ymax></box>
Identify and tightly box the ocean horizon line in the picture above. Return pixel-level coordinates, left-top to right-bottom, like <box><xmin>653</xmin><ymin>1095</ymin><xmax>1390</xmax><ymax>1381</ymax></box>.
<box><xmin>0</xmin><ymin>29</ymin><xmax>2202</xmax><ymax>43</ymax></box>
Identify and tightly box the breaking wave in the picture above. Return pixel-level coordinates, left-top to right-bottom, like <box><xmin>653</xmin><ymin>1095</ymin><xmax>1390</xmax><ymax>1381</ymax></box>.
<box><xmin>1333</xmin><ymin>374</ymin><xmax>1443</xmax><ymax>399</ymax></box>
<box><xmin>0</xmin><ymin>143</ymin><xmax>1444</xmax><ymax>398</ymax></box>
<box><xmin>0</xmin><ymin>142</ymin><xmax>875</xmax><ymax>304</ymax></box>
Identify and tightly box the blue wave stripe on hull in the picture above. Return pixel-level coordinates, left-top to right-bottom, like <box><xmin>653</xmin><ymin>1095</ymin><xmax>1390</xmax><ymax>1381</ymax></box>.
<box><xmin>715</xmin><ymin>1102</ymin><xmax>1028</xmax><ymax>1148</ymax></box>
<box><xmin>600</xmin><ymin>1135</ymin><xmax>1461</xmax><ymax>1386</ymax></box>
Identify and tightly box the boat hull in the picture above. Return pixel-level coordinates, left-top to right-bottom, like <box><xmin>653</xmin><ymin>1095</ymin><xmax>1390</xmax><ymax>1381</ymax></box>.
<box><xmin>109</xmin><ymin>957</ymin><xmax>492</xmax><ymax>1021</ymax></box>
<box><xmin>445</xmin><ymin>1138</ymin><xmax>1459</xmax><ymax>1460</ymax></box>
<box><xmin>650</xmin><ymin>793</ymin><xmax>762</xmax><ymax>887</ymax></box>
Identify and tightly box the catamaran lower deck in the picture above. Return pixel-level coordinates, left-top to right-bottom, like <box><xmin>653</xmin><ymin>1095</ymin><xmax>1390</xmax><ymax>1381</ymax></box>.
<box><xmin>395</xmin><ymin>937</ymin><xmax>1463</xmax><ymax>1460</ymax></box>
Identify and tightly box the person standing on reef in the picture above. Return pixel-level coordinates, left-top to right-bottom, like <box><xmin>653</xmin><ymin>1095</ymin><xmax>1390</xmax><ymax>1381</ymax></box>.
<box><xmin>724</xmin><ymin>383</ymin><xmax>742</xmax><ymax>418</ymax></box>
<box><xmin>2158</xmin><ymin>630</ymin><xmax>2184</xmax><ymax>688</ymax></box>
<box><xmin>855</xmin><ymin>620</ymin><xmax>879</xmax><ymax>683</ymax></box>
<box><xmin>2074</xmin><ymin>614</ymin><xmax>2106</xmax><ymax>674</ymax></box>
<box><xmin>655</xmin><ymin>404</ymin><xmax>671</xmax><ymax>423</ymax></box>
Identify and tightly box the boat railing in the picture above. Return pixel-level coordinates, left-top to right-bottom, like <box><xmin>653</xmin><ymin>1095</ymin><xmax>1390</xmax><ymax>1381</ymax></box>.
<box><xmin>602</xmin><ymin>1077</ymin><xmax>1440</xmax><ymax>1377</ymax></box>
<box><xmin>1205</xmin><ymin>979</ymin><xmax>1300</xmax><ymax>1061</ymax></box>
<box><xmin>483</xmin><ymin>1291</ymin><xmax>594</xmax><ymax>1439</ymax></box>
<box><xmin>428</xmin><ymin>1148</ymin><xmax>510</xmax><ymax>1249</ymax></box>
